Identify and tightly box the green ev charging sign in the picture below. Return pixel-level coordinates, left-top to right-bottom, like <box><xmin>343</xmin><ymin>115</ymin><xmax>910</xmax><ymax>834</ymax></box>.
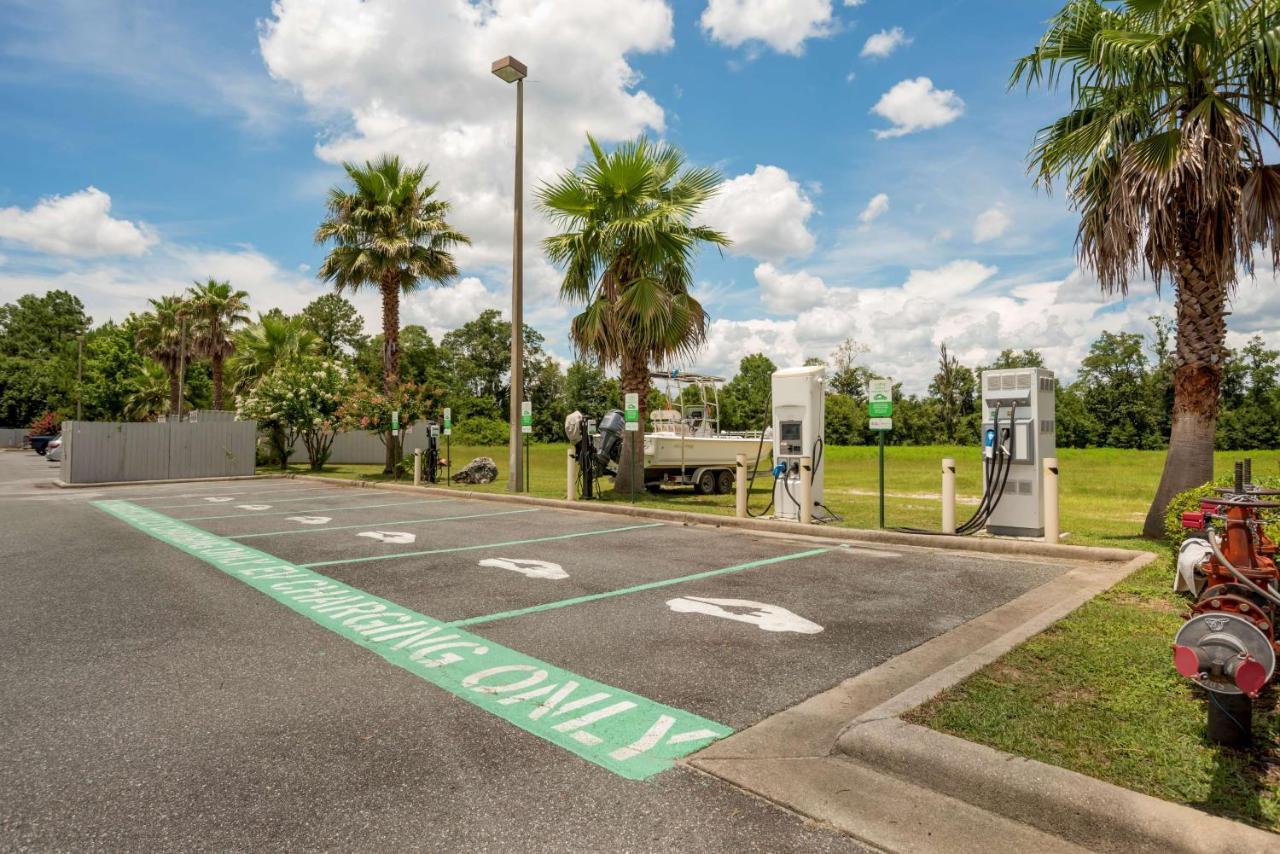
<box><xmin>867</xmin><ymin>379</ymin><xmax>893</xmax><ymax>420</ymax></box>
<box><xmin>391</xmin><ymin>409</ymin><xmax>400</xmax><ymax>432</ymax></box>
<box><xmin>624</xmin><ymin>393</ymin><xmax>639</xmax><ymax>432</ymax></box>
<box><xmin>443</xmin><ymin>408</ymin><xmax>452</xmax><ymax>436</ymax></box>
<box><xmin>520</xmin><ymin>401</ymin><xmax>532</xmax><ymax>434</ymax></box>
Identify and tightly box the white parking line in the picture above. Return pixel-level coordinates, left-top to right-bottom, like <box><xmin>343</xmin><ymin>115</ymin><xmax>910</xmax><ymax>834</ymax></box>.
<box><xmin>179</xmin><ymin>498</ymin><xmax>452</xmax><ymax>521</ymax></box>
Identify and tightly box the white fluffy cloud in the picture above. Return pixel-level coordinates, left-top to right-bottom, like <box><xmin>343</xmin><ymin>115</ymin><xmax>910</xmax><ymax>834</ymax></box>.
<box><xmin>871</xmin><ymin>77</ymin><xmax>965</xmax><ymax>139</ymax></box>
<box><xmin>753</xmin><ymin>262</ymin><xmax>827</xmax><ymax>314</ymax></box>
<box><xmin>0</xmin><ymin>241</ymin><xmax>353</xmax><ymax>330</ymax></box>
<box><xmin>690</xmin><ymin>259</ymin><xmax>1225</xmax><ymax>393</ymax></box>
<box><xmin>0</xmin><ymin>188</ymin><xmax>156</xmax><ymax>257</ymax></box>
<box><xmin>860</xmin><ymin>27</ymin><xmax>910</xmax><ymax>59</ymax></box>
<box><xmin>260</xmin><ymin>0</ymin><xmax>674</xmax><ymax>273</ymax></box>
<box><xmin>700</xmin><ymin>0</ymin><xmax>838</xmax><ymax>55</ymax></box>
<box><xmin>973</xmin><ymin>206</ymin><xmax>1012</xmax><ymax>242</ymax></box>
<box><xmin>701</xmin><ymin>165</ymin><xmax>817</xmax><ymax>262</ymax></box>
<box><xmin>404</xmin><ymin>276</ymin><xmax>506</xmax><ymax>340</ymax></box>
<box><xmin>858</xmin><ymin>193</ymin><xmax>890</xmax><ymax>224</ymax></box>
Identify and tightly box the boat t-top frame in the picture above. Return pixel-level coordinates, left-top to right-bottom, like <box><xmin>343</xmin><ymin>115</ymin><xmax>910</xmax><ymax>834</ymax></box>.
<box><xmin>649</xmin><ymin>369</ymin><xmax>727</xmax><ymax>437</ymax></box>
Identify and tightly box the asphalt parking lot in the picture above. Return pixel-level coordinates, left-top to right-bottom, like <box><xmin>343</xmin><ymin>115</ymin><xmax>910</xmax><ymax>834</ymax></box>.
<box><xmin>0</xmin><ymin>453</ymin><xmax>1075</xmax><ymax>851</ymax></box>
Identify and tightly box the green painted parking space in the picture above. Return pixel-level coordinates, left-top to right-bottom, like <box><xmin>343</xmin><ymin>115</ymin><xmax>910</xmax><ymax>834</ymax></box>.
<box><xmin>93</xmin><ymin>498</ymin><xmax>731</xmax><ymax>780</ymax></box>
<box><xmin>447</xmin><ymin>548</ymin><xmax>828</xmax><ymax>628</ymax></box>
<box><xmin>227</xmin><ymin>507</ymin><xmax>540</xmax><ymax>539</ymax></box>
<box><xmin>296</xmin><ymin>522</ymin><xmax>666</xmax><ymax>569</ymax></box>
<box><xmin>178</xmin><ymin>498</ymin><xmax>452</xmax><ymax>520</ymax></box>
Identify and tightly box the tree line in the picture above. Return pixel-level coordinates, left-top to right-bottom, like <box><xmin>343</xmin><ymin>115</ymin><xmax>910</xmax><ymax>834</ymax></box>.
<box><xmin>5</xmin><ymin>286</ymin><xmax>1276</xmax><ymax>454</ymax></box>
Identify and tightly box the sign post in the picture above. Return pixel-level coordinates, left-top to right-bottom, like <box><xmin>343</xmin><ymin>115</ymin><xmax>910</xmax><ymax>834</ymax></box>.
<box><xmin>867</xmin><ymin>379</ymin><xmax>893</xmax><ymax>528</ymax></box>
<box><xmin>521</xmin><ymin>401</ymin><xmax>532</xmax><ymax>492</ymax></box>
<box><xmin>443</xmin><ymin>408</ymin><xmax>452</xmax><ymax>485</ymax></box>
<box><xmin>624</xmin><ymin>393</ymin><xmax>639</xmax><ymax>503</ymax></box>
<box><xmin>390</xmin><ymin>409</ymin><xmax>401</xmax><ymax>478</ymax></box>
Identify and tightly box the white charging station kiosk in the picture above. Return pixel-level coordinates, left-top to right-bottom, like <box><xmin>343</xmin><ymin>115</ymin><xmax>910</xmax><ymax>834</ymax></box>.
<box><xmin>981</xmin><ymin>367</ymin><xmax>1055</xmax><ymax>537</ymax></box>
<box><xmin>771</xmin><ymin>365</ymin><xmax>826</xmax><ymax>521</ymax></box>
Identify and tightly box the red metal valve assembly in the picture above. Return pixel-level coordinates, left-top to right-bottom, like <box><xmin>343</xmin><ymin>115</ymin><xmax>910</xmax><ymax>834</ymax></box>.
<box><xmin>1173</xmin><ymin>459</ymin><xmax>1280</xmax><ymax>745</ymax></box>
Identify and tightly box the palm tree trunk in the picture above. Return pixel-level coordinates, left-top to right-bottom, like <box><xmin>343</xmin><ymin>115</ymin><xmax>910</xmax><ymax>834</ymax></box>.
<box><xmin>613</xmin><ymin>351</ymin><xmax>648</xmax><ymax>495</ymax></box>
<box><xmin>381</xmin><ymin>275</ymin><xmax>401</xmax><ymax>474</ymax></box>
<box><xmin>1141</xmin><ymin>244</ymin><xmax>1227</xmax><ymax>539</ymax></box>
<box><xmin>212</xmin><ymin>354</ymin><xmax>224</xmax><ymax>411</ymax></box>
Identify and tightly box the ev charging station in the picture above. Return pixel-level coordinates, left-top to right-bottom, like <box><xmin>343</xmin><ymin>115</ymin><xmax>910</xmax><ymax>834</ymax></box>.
<box><xmin>980</xmin><ymin>367</ymin><xmax>1056</xmax><ymax>538</ymax></box>
<box><xmin>771</xmin><ymin>365</ymin><xmax>826</xmax><ymax>522</ymax></box>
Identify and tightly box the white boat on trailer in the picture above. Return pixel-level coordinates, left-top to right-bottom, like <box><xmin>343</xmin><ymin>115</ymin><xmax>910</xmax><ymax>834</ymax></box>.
<box><xmin>643</xmin><ymin>370</ymin><xmax>769</xmax><ymax>494</ymax></box>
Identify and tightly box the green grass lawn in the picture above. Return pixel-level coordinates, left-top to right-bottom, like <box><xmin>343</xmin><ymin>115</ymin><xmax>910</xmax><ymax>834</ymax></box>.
<box><xmin>270</xmin><ymin>443</ymin><xmax>1280</xmax><ymax>549</ymax></box>
<box><xmin>270</xmin><ymin>442</ymin><xmax>1280</xmax><ymax>830</ymax></box>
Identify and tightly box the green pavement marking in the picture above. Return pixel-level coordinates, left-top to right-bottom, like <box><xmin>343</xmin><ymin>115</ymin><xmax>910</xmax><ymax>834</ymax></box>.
<box><xmin>229</xmin><ymin>508</ymin><xmax>540</xmax><ymax>539</ymax></box>
<box><xmin>92</xmin><ymin>500</ymin><xmax>730</xmax><ymax>780</ymax></box>
<box><xmin>448</xmin><ymin>548</ymin><xmax>829</xmax><ymax>628</ymax></box>
<box><xmin>298</xmin><ymin>523</ymin><xmax>666</xmax><ymax>569</ymax></box>
<box><xmin>180</xmin><ymin>498</ymin><xmax>450</xmax><ymax>521</ymax></box>
<box><xmin>165</xmin><ymin>490</ymin><xmax>355</xmax><ymax>509</ymax></box>
<box><xmin>104</xmin><ymin>483</ymin><xmax>314</xmax><ymax>502</ymax></box>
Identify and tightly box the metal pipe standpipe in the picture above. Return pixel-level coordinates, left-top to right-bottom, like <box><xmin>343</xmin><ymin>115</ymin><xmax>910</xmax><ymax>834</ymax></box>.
<box><xmin>1173</xmin><ymin>459</ymin><xmax>1280</xmax><ymax>746</ymax></box>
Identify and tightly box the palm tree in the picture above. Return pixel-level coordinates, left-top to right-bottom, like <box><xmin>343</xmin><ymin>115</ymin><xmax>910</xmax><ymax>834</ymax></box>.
<box><xmin>1014</xmin><ymin>0</ymin><xmax>1280</xmax><ymax>538</ymax></box>
<box><xmin>134</xmin><ymin>295</ymin><xmax>189</xmax><ymax>417</ymax></box>
<box><xmin>227</xmin><ymin>313</ymin><xmax>318</xmax><ymax>398</ymax></box>
<box><xmin>315</xmin><ymin>155</ymin><xmax>470</xmax><ymax>472</ymax></box>
<box><xmin>125</xmin><ymin>360</ymin><xmax>180</xmax><ymax>421</ymax></box>
<box><xmin>540</xmin><ymin>135</ymin><xmax>730</xmax><ymax>494</ymax></box>
<box><xmin>187</xmin><ymin>278</ymin><xmax>249</xmax><ymax>410</ymax></box>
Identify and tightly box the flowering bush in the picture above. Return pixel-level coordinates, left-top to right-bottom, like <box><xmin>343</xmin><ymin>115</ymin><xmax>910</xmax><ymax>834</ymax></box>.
<box><xmin>337</xmin><ymin>381</ymin><xmax>441</xmax><ymax>476</ymax></box>
<box><xmin>238</xmin><ymin>358</ymin><xmax>349</xmax><ymax>471</ymax></box>
<box><xmin>27</xmin><ymin>410</ymin><xmax>64</xmax><ymax>436</ymax></box>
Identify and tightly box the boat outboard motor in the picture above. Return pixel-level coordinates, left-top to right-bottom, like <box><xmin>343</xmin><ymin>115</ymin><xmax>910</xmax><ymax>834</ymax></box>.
<box><xmin>595</xmin><ymin>409</ymin><xmax>625</xmax><ymax>471</ymax></box>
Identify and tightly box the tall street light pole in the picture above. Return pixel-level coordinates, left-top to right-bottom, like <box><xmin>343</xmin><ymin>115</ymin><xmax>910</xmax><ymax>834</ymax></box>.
<box><xmin>76</xmin><ymin>334</ymin><xmax>83</xmax><ymax>421</ymax></box>
<box><xmin>492</xmin><ymin>55</ymin><xmax>527</xmax><ymax>493</ymax></box>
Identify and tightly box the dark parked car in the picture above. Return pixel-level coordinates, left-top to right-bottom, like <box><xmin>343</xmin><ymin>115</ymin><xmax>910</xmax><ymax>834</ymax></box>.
<box><xmin>28</xmin><ymin>435</ymin><xmax>56</xmax><ymax>455</ymax></box>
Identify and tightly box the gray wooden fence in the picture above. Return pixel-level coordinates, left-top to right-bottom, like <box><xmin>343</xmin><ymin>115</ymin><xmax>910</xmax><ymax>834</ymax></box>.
<box><xmin>0</xmin><ymin>428</ymin><xmax>26</xmax><ymax>448</ymax></box>
<box><xmin>60</xmin><ymin>420</ymin><xmax>257</xmax><ymax>483</ymax></box>
<box><xmin>286</xmin><ymin>423</ymin><xmax>437</xmax><ymax>465</ymax></box>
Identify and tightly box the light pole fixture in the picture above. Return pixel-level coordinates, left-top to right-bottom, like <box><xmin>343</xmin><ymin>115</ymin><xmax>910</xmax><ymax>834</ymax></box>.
<box><xmin>493</xmin><ymin>55</ymin><xmax>527</xmax><ymax>492</ymax></box>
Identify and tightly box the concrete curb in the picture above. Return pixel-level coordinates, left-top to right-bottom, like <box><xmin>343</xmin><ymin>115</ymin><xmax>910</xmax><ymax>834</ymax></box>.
<box><xmin>840</xmin><ymin>550</ymin><xmax>1157</xmax><ymax>724</ymax></box>
<box><xmin>823</xmin><ymin>544</ymin><xmax>1280</xmax><ymax>852</ymax></box>
<box><xmin>287</xmin><ymin>474</ymin><xmax>1137</xmax><ymax>564</ymax></box>
<box><xmin>837</xmin><ymin>718</ymin><xmax>1277</xmax><ymax>853</ymax></box>
<box><xmin>54</xmin><ymin>474</ymin><xmax>280</xmax><ymax>489</ymax></box>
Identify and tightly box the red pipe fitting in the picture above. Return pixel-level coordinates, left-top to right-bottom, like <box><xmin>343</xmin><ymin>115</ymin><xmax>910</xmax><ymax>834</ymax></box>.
<box><xmin>1173</xmin><ymin>644</ymin><xmax>1201</xmax><ymax>679</ymax></box>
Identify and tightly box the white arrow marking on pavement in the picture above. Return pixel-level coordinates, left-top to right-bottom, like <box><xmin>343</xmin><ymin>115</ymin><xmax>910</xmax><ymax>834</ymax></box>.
<box><xmin>236</xmin><ymin>504</ymin><xmax>271</xmax><ymax>511</ymax></box>
<box><xmin>204</xmin><ymin>496</ymin><xmax>235</xmax><ymax>503</ymax></box>
<box><xmin>478</xmin><ymin>558</ymin><xmax>569</xmax><ymax>580</ymax></box>
<box><xmin>665</xmin><ymin>597</ymin><xmax>824</xmax><ymax>634</ymax></box>
<box><xmin>286</xmin><ymin>516</ymin><xmax>331</xmax><ymax>525</ymax></box>
<box><xmin>357</xmin><ymin>530</ymin><xmax>417</xmax><ymax>544</ymax></box>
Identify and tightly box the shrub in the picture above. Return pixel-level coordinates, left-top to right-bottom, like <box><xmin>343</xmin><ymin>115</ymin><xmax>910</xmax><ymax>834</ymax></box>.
<box><xmin>1163</xmin><ymin>471</ymin><xmax>1280</xmax><ymax>550</ymax></box>
<box><xmin>451</xmin><ymin>416</ymin><xmax>509</xmax><ymax>446</ymax></box>
<box><xmin>27</xmin><ymin>410</ymin><xmax>63</xmax><ymax>436</ymax></box>
<box><xmin>337</xmin><ymin>381</ymin><xmax>441</xmax><ymax>471</ymax></box>
<box><xmin>238</xmin><ymin>358</ymin><xmax>349</xmax><ymax>471</ymax></box>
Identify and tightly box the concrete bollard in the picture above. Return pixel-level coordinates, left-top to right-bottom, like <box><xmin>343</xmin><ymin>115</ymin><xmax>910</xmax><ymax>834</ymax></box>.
<box><xmin>941</xmin><ymin>457</ymin><xmax>956</xmax><ymax>535</ymax></box>
<box><xmin>799</xmin><ymin>455</ymin><xmax>812</xmax><ymax>525</ymax></box>
<box><xmin>1044</xmin><ymin>456</ymin><xmax>1060</xmax><ymax>543</ymax></box>
<box><xmin>735</xmin><ymin>453</ymin><xmax>748</xmax><ymax>518</ymax></box>
<box><xmin>567</xmin><ymin>448</ymin><xmax>577</xmax><ymax>500</ymax></box>
<box><xmin>413</xmin><ymin>448</ymin><xmax>423</xmax><ymax>486</ymax></box>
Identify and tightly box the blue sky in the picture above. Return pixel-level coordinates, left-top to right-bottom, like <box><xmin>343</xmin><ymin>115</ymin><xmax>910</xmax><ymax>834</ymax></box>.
<box><xmin>3</xmin><ymin>0</ymin><xmax>1275</xmax><ymax>391</ymax></box>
